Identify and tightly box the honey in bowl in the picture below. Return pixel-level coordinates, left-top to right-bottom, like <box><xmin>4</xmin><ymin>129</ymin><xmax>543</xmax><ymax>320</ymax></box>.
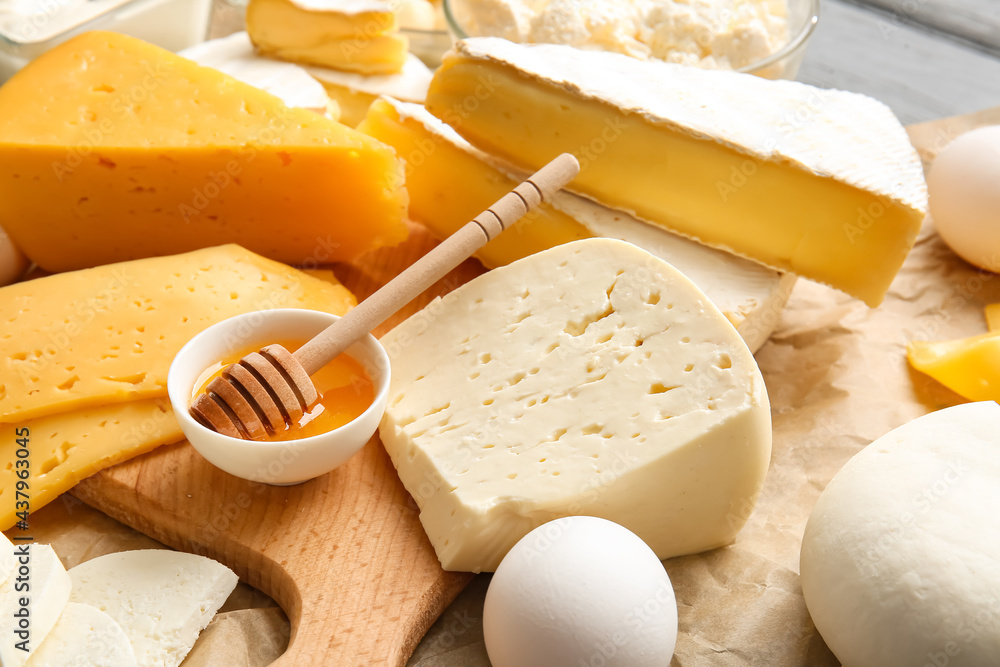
<box><xmin>192</xmin><ymin>339</ymin><xmax>374</xmax><ymax>441</ymax></box>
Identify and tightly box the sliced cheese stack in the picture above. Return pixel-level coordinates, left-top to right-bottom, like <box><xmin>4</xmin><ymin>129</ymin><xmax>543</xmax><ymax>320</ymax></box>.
<box><xmin>307</xmin><ymin>54</ymin><xmax>433</xmax><ymax>127</ymax></box>
<box><xmin>27</xmin><ymin>603</ymin><xmax>136</xmax><ymax>667</ymax></box>
<box><xmin>69</xmin><ymin>550</ymin><xmax>239</xmax><ymax>667</ymax></box>
<box><xmin>359</xmin><ymin>97</ymin><xmax>794</xmax><ymax>352</ymax></box>
<box><xmin>0</xmin><ymin>245</ymin><xmax>356</xmax><ymax>529</ymax></box>
<box><xmin>380</xmin><ymin>239</ymin><xmax>772</xmax><ymax>572</ymax></box>
<box><xmin>180</xmin><ymin>32</ymin><xmax>338</xmax><ymax>118</ymax></box>
<box><xmin>0</xmin><ymin>544</ymin><xmax>71</xmax><ymax>666</ymax></box>
<box><xmin>247</xmin><ymin>0</ymin><xmax>409</xmax><ymax>74</ymax></box>
<box><xmin>426</xmin><ymin>38</ymin><xmax>929</xmax><ymax>307</ymax></box>
<box><xmin>0</xmin><ymin>31</ymin><xmax>408</xmax><ymax>273</ymax></box>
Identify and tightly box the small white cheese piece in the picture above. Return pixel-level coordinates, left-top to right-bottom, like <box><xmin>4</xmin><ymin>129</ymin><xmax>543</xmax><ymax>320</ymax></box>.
<box><xmin>305</xmin><ymin>53</ymin><xmax>433</xmax><ymax>101</ymax></box>
<box><xmin>180</xmin><ymin>32</ymin><xmax>335</xmax><ymax>117</ymax></box>
<box><xmin>68</xmin><ymin>550</ymin><xmax>238</xmax><ymax>667</ymax></box>
<box><xmin>801</xmin><ymin>402</ymin><xmax>1000</xmax><ymax>667</ymax></box>
<box><xmin>0</xmin><ymin>544</ymin><xmax>71</xmax><ymax>667</ymax></box>
<box><xmin>26</xmin><ymin>602</ymin><xmax>137</xmax><ymax>667</ymax></box>
<box><xmin>380</xmin><ymin>238</ymin><xmax>772</xmax><ymax>572</ymax></box>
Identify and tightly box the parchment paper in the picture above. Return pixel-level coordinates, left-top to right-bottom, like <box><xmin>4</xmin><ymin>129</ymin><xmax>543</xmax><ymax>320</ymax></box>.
<box><xmin>13</xmin><ymin>108</ymin><xmax>1000</xmax><ymax>666</ymax></box>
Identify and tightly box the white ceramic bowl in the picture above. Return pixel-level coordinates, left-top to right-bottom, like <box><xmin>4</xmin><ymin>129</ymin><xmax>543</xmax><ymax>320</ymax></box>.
<box><xmin>443</xmin><ymin>0</ymin><xmax>819</xmax><ymax>81</ymax></box>
<box><xmin>167</xmin><ymin>309</ymin><xmax>391</xmax><ymax>485</ymax></box>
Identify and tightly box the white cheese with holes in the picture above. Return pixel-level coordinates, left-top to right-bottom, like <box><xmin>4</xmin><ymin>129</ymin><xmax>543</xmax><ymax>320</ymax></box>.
<box><xmin>68</xmin><ymin>550</ymin><xmax>238</xmax><ymax>667</ymax></box>
<box><xmin>379</xmin><ymin>238</ymin><xmax>772</xmax><ymax>572</ymax></box>
<box><xmin>26</xmin><ymin>603</ymin><xmax>136</xmax><ymax>667</ymax></box>
<box><xmin>383</xmin><ymin>96</ymin><xmax>794</xmax><ymax>352</ymax></box>
<box><xmin>800</xmin><ymin>402</ymin><xmax>1000</xmax><ymax>667</ymax></box>
<box><xmin>0</xmin><ymin>544</ymin><xmax>71</xmax><ymax>666</ymax></box>
<box><xmin>180</xmin><ymin>32</ymin><xmax>335</xmax><ymax>116</ymax></box>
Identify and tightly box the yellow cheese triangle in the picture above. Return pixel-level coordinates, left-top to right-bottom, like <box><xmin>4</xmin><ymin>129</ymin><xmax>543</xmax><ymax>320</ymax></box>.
<box><xmin>0</xmin><ymin>31</ymin><xmax>408</xmax><ymax>272</ymax></box>
<box><xmin>0</xmin><ymin>244</ymin><xmax>356</xmax><ymax>423</ymax></box>
<box><xmin>0</xmin><ymin>399</ymin><xmax>184</xmax><ymax>531</ymax></box>
<box><xmin>907</xmin><ymin>332</ymin><xmax>1000</xmax><ymax>402</ymax></box>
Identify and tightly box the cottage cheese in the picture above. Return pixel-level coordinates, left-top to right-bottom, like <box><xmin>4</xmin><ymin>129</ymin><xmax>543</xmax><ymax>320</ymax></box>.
<box><xmin>453</xmin><ymin>0</ymin><xmax>788</xmax><ymax>70</ymax></box>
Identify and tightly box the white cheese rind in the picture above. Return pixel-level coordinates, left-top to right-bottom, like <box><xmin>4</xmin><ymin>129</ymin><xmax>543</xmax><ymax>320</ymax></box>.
<box><xmin>0</xmin><ymin>544</ymin><xmax>71</xmax><ymax>667</ymax></box>
<box><xmin>180</xmin><ymin>33</ymin><xmax>333</xmax><ymax>115</ymax></box>
<box><xmin>306</xmin><ymin>54</ymin><xmax>432</xmax><ymax>101</ymax></box>
<box><xmin>800</xmin><ymin>402</ymin><xmax>1000</xmax><ymax>667</ymax></box>
<box><xmin>382</xmin><ymin>96</ymin><xmax>794</xmax><ymax>351</ymax></box>
<box><xmin>448</xmin><ymin>37</ymin><xmax>927</xmax><ymax>217</ymax></box>
<box><xmin>26</xmin><ymin>602</ymin><xmax>137</xmax><ymax>667</ymax></box>
<box><xmin>379</xmin><ymin>238</ymin><xmax>772</xmax><ymax>572</ymax></box>
<box><xmin>68</xmin><ymin>550</ymin><xmax>238</xmax><ymax>667</ymax></box>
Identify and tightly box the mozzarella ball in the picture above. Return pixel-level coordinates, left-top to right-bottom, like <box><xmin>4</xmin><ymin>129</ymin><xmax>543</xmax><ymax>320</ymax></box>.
<box><xmin>927</xmin><ymin>125</ymin><xmax>1000</xmax><ymax>271</ymax></box>
<box><xmin>484</xmin><ymin>516</ymin><xmax>677</xmax><ymax>667</ymax></box>
<box><xmin>800</xmin><ymin>402</ymin><xmax>1000</xmax><ymax>667</ymax></box>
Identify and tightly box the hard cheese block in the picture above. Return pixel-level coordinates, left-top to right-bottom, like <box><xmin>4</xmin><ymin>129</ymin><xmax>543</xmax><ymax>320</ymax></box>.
<box><xmin>69</xmin><ymin>550</ymin><xmax>238</xmax><ymax>667</ymax></box>
<box><xmin>0</xmin><ymin>244</ymin><xmax>356</xmax><ymax>423</ymax></box>
<box><xmin>27</xmin><ymin>602</ymin><xmax>137</xmax><ymax>667</ymax></box>
<box><xmin>0</xmin><ymin>544</ymin><xmax>71</xmax><ymax>667</ymax></box>
<box><xmin>358</xmin><ymin>97</ymin><xmax>794</xmax><ymax>352</ymax></box>
<box><xmin>0</xmin><ymin>400</ymin><xmax>183</xmax><ymax>530</ymax></box>
<box><xmin>426</xmin><ymin>38</ymin><xmax>928</xmax><ymax>307</ymax></box>
<box><xmin>180</xmin><ymin>32</ymin><xmax>335</xmax><ymax>117</ymax></box>
<box><xmin>380</xmin><ymin>239</ymin><xmax>772</xmax><ymax>572</ymax></box>
<box><xmin>246</xmin><ymin>0</ymin><xmax>408</xmax><ymax>74</ymax></box>
<box><xmin>0</xmin><ymin>31</ymin><xmax>408</xmax><ymax>273</ymax></box>
<box><xmin>307</xmin><ymin>54</ymin><xmax>433</xmax><ymax>127</ymax></box>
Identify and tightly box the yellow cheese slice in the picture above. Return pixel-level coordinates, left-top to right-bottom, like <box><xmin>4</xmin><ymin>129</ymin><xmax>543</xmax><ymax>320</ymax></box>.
<box><xmin>247</xmin><ymin>0</ymin><xmax>408</xmax><ymax>74</ymax></box>
<box><xmin>0</xmin><ymin>244</ymin><xmax>356</xmax><ymax>423</ymax></box>
<box><xmin>907</xmin><ymin>332</ymin><xmax>1000</xmax><ymax>402</ymax></box>
<box><xmin>426</xmin><ymin>39</ymin><xmax>928</xmax><ymax>307</ymax></box>
<box><xmin>986</xmin><ymin>304</ymin><xmax>1000</xmax><ymax>332</ymax></box>
<box><xmin>358</xmin><ymin>97</ymin><xmax>592</xmax><ymax>267</ymax></box>
<box><xmin>0</xmin><ymin>399</ymin><xmax>183</xmax><ymax>531</ymax></box>
<box><xmin>0</xmin><ymin>31</ymin><xmax>408</xmax><ymax>273</ymax></box>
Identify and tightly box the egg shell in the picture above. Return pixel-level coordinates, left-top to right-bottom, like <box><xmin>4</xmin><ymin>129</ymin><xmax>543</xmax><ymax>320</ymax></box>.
<box><xmin>927</xmin><ymin>125</ymin><xmax>1000</xmax><ymax>271</ymax></box>
<box><xmin>484</xmin><ymin>516</ymin><xmax>677</xmax><ymax>667</ymax></box>
<box><xmin>0</xmin><ymin>225</ymin><xmax>28</xmax><ymax>286</ymax></box>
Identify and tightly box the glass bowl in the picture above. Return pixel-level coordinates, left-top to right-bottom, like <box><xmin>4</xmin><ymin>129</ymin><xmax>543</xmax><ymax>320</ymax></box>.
<box><xmin>443</xmin><ymin>0</ymin><xmax>820</xmax><ymax>81</ymax></box>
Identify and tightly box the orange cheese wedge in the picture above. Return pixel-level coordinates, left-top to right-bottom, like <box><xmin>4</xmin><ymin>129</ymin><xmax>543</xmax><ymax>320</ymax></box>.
<box><xmin>0</xmin><ymin>31</ymin><xmax>408</xmax><ymax>273</ymax></box>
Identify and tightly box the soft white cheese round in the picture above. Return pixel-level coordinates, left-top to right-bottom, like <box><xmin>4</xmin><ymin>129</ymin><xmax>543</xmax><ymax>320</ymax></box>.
<box><xmin>928</xmin><ymin>125</ymin><xmax>1000</xmax><ymax>271</ymax></box>
<box><xmin>800</xmin><ymin>402</ymin><xmax>1000</xmax><ymax>667</ymax></box>
<box><xmin>484</xmin><ymin>516</ymin><xmax>678</xmax><ymax>667</ymax></box>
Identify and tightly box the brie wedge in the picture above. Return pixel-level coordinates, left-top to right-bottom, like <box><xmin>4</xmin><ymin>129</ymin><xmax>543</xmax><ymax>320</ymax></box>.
<box><xmin>426</xmin><ymin>38</ymin><xmax>928</xmax><ymax>307</ymax></box>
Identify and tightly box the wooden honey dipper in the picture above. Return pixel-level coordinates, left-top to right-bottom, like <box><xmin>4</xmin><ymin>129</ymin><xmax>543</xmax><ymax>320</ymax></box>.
<box><xmin>190</xmin><ymin>153</ymin><xmax>581</xmax><ymax>440</ymax></box>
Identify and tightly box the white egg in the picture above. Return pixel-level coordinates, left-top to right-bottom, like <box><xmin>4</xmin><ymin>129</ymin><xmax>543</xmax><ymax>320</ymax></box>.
<box><xmin>927</xmin><ymin>125</ymin><xmax>1000</xmax><ymax>271</ymax></box>
<box><xmin>0</xmin><ymin>225</ymin><xmax>28</xmax><ymax>286</ymax></box>
<box><xmin>484</xmin><ymin>516</ymin><xmax>678</xmax><ymax>667</ymax></box>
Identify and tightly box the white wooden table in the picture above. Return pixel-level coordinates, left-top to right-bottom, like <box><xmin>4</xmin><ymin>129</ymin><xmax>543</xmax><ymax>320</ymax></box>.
<box><xmin>798</xmin><ymin>0</ymin><xmax>1000</xmax><ymax>123</ymax></box>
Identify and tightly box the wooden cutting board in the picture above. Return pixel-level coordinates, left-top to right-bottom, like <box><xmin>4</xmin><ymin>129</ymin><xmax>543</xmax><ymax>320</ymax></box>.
<box><xmin>71</xmin><ymin>222</ymin><xmax>482</xmax><ymax>667</ymax></box>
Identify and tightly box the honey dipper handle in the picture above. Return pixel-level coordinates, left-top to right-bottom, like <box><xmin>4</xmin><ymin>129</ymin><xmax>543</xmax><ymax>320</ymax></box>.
<box><xmin>293</xmin><ymin>153</ymin><xmax>581</xmax><ymax>375</ymax></box>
